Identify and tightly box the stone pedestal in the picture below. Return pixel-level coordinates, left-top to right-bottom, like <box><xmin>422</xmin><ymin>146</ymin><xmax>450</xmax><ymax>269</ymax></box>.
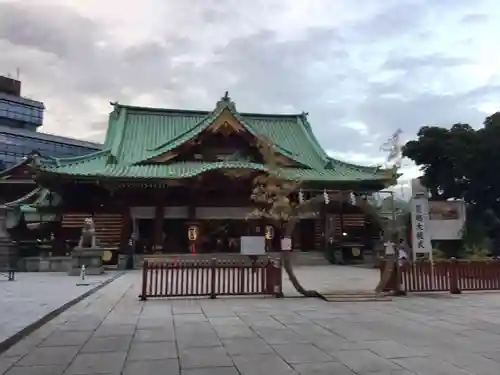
<box><xmin>0</xmin><ymin>208</ymin><xmax>18</xmax><ymax>271</ymax></box>
<box><xmin>68</xmin><ymin>247</ymin><xmax>104</xmax><ymax>276</ymax></box>
<box><xmin>0</xmin><ymin>238</ymin><xmax>18</xmax><ymax>271</ymax></box>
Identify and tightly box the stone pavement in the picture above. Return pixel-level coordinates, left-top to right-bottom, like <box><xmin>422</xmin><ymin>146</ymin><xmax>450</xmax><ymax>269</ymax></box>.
<box><xmin>282</xmin><ymin>265</ymin><xmax>380</xmax><ymax>295</ymax></box>
<box><xmin>0</xmin><ymin>271</ymin><xmax>121</xmax><ymax>348</ymax></box>
<box><xmin>2</xmin><ymin>272</ymin><xmax>500</xmax><ymax>374</ymax></box>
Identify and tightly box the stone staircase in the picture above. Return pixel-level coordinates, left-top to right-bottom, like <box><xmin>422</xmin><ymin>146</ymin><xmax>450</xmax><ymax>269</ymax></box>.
<box><xmin>320</xmin><ymin>290</ymin><xmax>393</xmax><ymax>302</ymax></box>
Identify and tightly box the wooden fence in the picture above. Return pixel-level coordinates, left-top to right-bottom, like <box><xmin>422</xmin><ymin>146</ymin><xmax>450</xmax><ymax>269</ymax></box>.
<box><xmin>139</xmin><ymin>257</ymin><xmax>283</xmax><ymax>300</ymax></box>
<box><xmin>380</xmin><ymin>258</ymin><xmax>500</xmax><ymax>293</ymax></box>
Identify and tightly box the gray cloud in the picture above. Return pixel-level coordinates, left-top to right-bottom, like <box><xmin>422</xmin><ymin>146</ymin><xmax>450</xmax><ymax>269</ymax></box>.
<box><xmin>382</xmin><ymin>55</ymin><xmax>472</xmax><ymax>71</ymax></box>
<box><xmin>0</xmin><ymin>0</ymin><xmax>498</xmax><ymax>177</ymax></box>
<box><xmin>348</xmin><ymin>1</ymin><xmax>429</xmax><ymax>42</ymax></box>
<box><xmin>461</xmin><ymin>14</ymin><xmax>489</xmax><ymax>24</ymax></box>
<box><xmin>0</xmin><ymin>3</ymin><xmax>99</xmax><ymax>59</ymax></box>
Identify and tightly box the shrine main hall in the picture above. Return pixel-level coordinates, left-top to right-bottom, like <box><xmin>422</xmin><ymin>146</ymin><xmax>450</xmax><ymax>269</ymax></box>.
<box><xmin>1</xmin><ymin>93</ymin><xmax>395</xmax><ymax>267</ymax></box>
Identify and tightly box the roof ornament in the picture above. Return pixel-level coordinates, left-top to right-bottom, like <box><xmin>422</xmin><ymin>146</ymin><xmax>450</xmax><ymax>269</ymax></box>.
<box><xmin>27</xmin><ymin>150</ymin><xmax>42</xmax><ymax>167</ymax></box>
<box><xmin>215</xmin><ymin>91</ymin><xmax>236</xmax><ymax>112</ymax></box>
<box><xmin>109</xmin><ymin>101</ymin><xmax>120</xmax><ymax>120</ymax></box>
<box><xmin>301</xmin><ymin>111</ymin><xmax>309</xmax><ymax>118</ymax></box>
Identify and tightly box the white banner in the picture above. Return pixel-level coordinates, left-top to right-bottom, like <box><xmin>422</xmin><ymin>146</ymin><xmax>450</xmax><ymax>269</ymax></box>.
<box><xmin>411</xmin><ymin>197</ymin><xmax>432</xmax><ymax>255</ymax></box>
<box><xmin>281</xmin><ymin>237</ymin><xmax>292</xmax><ymax>251</ymax></box>
<box><xmin>241</xmin><ymin>236</ymin><xmax>266</xmax><ymax>255</ymax></box>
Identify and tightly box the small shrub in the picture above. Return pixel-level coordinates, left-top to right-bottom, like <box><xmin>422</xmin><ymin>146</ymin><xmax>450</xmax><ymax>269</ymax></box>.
<box><xmin>432</xmin><ymin>248</ymin><xmax>447</xmax><ymax>260</ymax></box>
<box><xmin>461</xmin><ymin>244</ymin><xmax>492</xmax><ymax>260</ymax></box>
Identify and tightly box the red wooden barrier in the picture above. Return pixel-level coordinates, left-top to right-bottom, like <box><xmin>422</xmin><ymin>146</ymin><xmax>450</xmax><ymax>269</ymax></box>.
<box><xmin>139</xmin><ymin>257</ymin><xmax>282</xmax><ymax>300</ymax></box>
<box><xmin>381</xmin><ymin>258</ymin><xmax>500</xmax><ymax>294</ymax></box>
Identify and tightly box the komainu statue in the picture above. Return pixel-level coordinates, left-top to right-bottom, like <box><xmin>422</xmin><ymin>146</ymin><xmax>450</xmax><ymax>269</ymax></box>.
<box><xmin>69</xmin><ymin>217</ymin><xmax>103</xmax><ymax>275</ymax></box>
<box><xmin>77</xmin><ymin>218</ymin><xmax>99</xmax><ymax>248</ymax></box>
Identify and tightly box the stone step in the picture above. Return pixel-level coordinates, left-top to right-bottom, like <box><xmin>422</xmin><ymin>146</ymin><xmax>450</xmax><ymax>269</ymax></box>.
<box><xmin>321</xmin><ymin>290</ymin><xmax>393</xmax><ymax>302</ymax></box>
<box><xmin>322</xmin><ymin>296</ymin><xmax>392</xmax><ymax>302</ymax></box>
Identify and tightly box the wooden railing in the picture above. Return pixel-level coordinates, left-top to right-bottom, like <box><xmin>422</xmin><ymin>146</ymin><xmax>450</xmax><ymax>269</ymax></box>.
<box><xmin>380</xmin><ymin>258</ymin><xmax>500</xmax><ymax>294</ymax></box>
<box><xmin>139</xmin><ymin>257</ymin><xmax>283</xmax><ymax>300</ymax></box>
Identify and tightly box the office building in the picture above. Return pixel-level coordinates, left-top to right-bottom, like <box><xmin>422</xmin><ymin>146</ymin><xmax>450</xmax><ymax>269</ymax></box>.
<box><xmin>0</xmin><ymin>76</ymin><xmax>101</xmax><ymax>169</ymax></box>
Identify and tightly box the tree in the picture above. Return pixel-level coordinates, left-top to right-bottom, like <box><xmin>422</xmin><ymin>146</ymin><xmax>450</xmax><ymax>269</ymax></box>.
<box><xmin>248</xmin><ymin>137</ymin><xmax>324</xmax><ymax>298</ymax></box>
<box><xmin>403</xmin><ymin>123</ymin><xmax>477</xmax><ymax>200</ymax></box>
<box><xmin>402</xmin><ymin>113</ymin><xmax>500</xmax><ymax>253</ymax></box>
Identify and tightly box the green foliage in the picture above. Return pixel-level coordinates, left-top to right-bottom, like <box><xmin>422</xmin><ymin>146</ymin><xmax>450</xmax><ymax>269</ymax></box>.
<box><xmin>403</xmin><ymin>115</ymin><xmax>500</xmax><ymax>210</ymax></box>
<box><xmin>403</xmin><ymin>113</ymin><xmax>500</xmax><ymax>253</ymax></box>
<box><xmin>460</xmin><ymin>244</ymin><xmax>492</xmax><ymax>260</ymax></box>
<box><xmin>432</xmin><ymin>247</ymin><xmax>447</xmax><ymax>260</ymax></box>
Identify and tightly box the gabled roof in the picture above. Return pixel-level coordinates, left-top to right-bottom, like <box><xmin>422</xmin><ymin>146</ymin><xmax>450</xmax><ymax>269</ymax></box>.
<box><xmin>104</xmin><ymin>94</ymin><xmax>328</xmax><ymax>169</ymax></box>
<box><xmin>31</xmin><ymin>93</ymin><xmax>393</xmax><ymax>184</ymax></box>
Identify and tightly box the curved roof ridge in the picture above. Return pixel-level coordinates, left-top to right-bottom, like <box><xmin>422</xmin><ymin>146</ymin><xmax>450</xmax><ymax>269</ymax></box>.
<box><xmin>3</xmin><ymin>187</ymin><xmax>42</xmax><ymax>208</ymax></box>
<box><xmin>296</xmin><ymin>116</ymin><xmax>329</xmax><ymax>165</ymax></box>
<box><xmin>0</xmin><ymin>157</ymin><xmax>30</xmax><ymax>178</ymax></box>
<box><xmin>31</xmin><ymin>160</ymin><xmax>392</xmax><ymax>183</ymax></box>
<box><xmin>134</xmin><ymin>102</ymin><xmax>310</xmax><ymax>168</ymax></box>
<box><xmin>146</xmin><ymin>112</ymin><xmax>218</xmax><ymax>152</ymax></box>
<box><xmin>112</xmin><ymin>101</ymin><xmax>304</xmax><ymax>118</ymax></box>
<box><xmin>227</xmin><ymin>107</ymin><xmax>301</xmax><ymax>160</ymax></box>
<box><xmin>37</xmin><ymin>149</ymin><xmax>111</xmax><ymax>167</ymax></box>
<box><xmin>328</xmin><ymin>156</ymin><xmax>384</xmax><ymax>173</ymax></box>
<box><xmin>109</xmin><ymin>107</ymin><xmax>128</xmax><ymax>159</ymax></box>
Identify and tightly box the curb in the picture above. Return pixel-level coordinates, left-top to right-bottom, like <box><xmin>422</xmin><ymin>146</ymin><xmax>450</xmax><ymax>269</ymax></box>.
<box><xmin>0</xmin><ymin>271</ymin><xmax>125</xmax><ymax>355</ymax></box>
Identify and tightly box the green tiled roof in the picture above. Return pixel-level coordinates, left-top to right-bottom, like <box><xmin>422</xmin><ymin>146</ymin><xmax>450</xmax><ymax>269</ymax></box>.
<box><xmin>32</xmin><ymin>94</ymin><xmax>392</xmax><ymax>184</ymax></box>
<box><xmin>35</xmin><ymin>157</ymin><xmax>386</xmax><ymax>182</ymax></box>
<box><xmin>105</xmin><ymin>99</ymin><xmax>327</xmax><ymax>169</ymax></box>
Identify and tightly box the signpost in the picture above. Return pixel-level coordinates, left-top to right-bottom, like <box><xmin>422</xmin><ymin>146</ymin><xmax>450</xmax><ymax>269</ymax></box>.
<box><xmin>281</xmin><ymin>237</ymin><xmax>292</xmax><ymax>251</ymax></box>
<box><xmin>411</xmin><ymin>196</ymin><xmax>433</xmax><ymax>259</ymax></box>
<box><xmin>411</xmin><ymin>195</ymin><xmax>434</xmax><ymax>286</ymax></box>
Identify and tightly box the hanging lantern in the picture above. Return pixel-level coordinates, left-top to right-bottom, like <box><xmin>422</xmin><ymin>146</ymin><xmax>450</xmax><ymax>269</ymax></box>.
<box><xmin>188</xmin><ymin>225</ymin><xmax>198</xmax><ymax>241</ymax></box>
<box><xmin>298</xmin><ymin>189</ymin><xmax>304</xmax><ymax>204</ymax></box>
<box><xmin>323</xmin><ymin>189</ymin><xmax>330</xmax><ymax>205</ymax></box>
<box><xmin>265</xmin><ymin>225</ymin><xmax>275</xmax><ymax>240</ymax></box>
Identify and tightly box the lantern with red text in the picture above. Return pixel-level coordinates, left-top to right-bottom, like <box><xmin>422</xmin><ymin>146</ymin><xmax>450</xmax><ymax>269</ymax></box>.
<box><xmin>187</xmin><ymin>225</ymin><xmax>199</xmax><ymax>254</ymax></box>
<box><xmin>188</xmin><ymin>225</ymin><xmax>198</xmax><ymax>241</ymax></box>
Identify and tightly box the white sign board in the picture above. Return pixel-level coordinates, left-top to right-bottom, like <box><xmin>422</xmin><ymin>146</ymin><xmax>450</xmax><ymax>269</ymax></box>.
<box><xmin>241</xmin><ymin>236</ymin><xmax>266</xmax><ymax>255</ymax></box>
<box><xmin>411</xmin><ymin>197</ymin><xmax>433</xmax><ymax>255</ymax></box>
<box><xmin>384</xmin><ymin>241</ymin><xmax>395</xmax><ymax>255</ymax></box>
<box><xmin>411</xmin><ymin>178</ymin><xmax>427</xmax><ymax>197</ymax></box>
<box><xmin>281</xmin><ymin>237</ymin><xmax>292</xmax><ymax>251</ymax></box>
<box><xmin>428</xmin><ymin>200</ymin><xmax>466</xmax><ymax>240</ymax></box>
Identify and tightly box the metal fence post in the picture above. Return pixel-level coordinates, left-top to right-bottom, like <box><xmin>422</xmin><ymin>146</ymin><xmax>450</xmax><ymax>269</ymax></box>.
<box><xmin>210</xmin><ymin>257</ymin><xmax>217</xmax><ymax>299</ymax></box>
<box><xmin>449</xmin><ymin>257</ymin><xmax>461</xmax><ymax>294</ymax></box>
<box><xmin>140</xmin><ymin>260</ymin><xmax>148</xmax><ymax>301</ymax></box>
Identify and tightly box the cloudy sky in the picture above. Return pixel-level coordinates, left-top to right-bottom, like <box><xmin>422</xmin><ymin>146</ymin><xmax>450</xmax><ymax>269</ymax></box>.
<box><xmin>1</xmin><ymin>0</ymin><xmax>499</xmax><ymax>194</ymax></box>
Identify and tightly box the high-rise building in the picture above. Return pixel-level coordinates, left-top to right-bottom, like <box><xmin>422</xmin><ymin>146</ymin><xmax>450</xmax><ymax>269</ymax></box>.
<box><xmin>0</xmin><ymin>76</ymin><xmax>101</xmax><ymax>169</ymax></box>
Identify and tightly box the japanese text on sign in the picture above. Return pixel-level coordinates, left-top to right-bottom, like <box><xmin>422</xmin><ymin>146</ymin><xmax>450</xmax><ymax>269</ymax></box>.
<box><xmin>414</xmin><ymin>204</ymin><xmax>425</xmax><ymax>249</ymax></box>
<box><xmin>411</xmin><ymin>197</ymin><xmax>431</xmax><ymax>254</ymax></box>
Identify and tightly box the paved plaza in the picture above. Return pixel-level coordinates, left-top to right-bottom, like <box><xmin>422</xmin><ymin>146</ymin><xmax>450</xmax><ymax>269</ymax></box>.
<box><xmin>1</xmin><ymin>271</ymin><xmax>500</xmax><ymax>374</ymax></box>
<box><xmin>0</xmin><ymin>271</ymin><xmax>121</xmax><ymax>349</ymax></box>
<box><xmin>282</xmin><ymin>265</ymin><xmax>381</xmax><ymax>295</ymax></box>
